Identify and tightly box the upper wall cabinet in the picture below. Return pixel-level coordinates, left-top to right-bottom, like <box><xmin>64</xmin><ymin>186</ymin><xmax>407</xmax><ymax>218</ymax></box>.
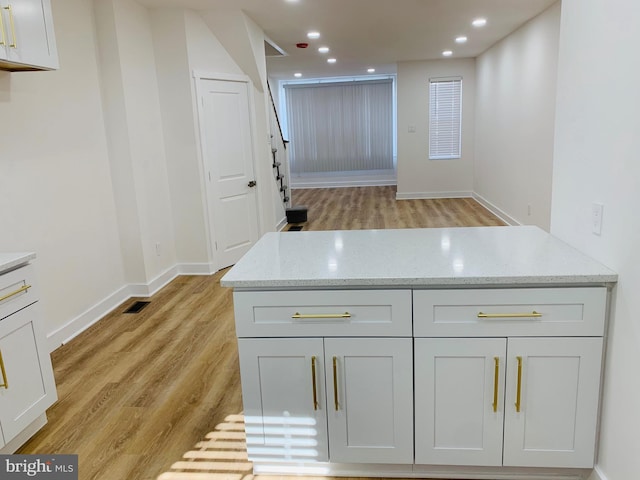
<box><xmin>0</xmin><ymin>0</ymin><xmax>58</xmax><ymax>71</ymax></box>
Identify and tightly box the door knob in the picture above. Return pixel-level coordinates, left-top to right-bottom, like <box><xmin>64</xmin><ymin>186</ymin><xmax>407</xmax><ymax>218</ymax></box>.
<box><xmin>248</xmin><ymin>180</ymin><xmax>257</xmax><ymax>187</ymax></box>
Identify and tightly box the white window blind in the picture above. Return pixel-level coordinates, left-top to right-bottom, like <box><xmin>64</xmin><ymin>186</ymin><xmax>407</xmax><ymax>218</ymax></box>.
<box><xmin>284</xmin><ymin>79</ymin><xmax>394</xmax><ymax>174</ymax></box>
<box><xmin>429</xmin><ymin>78</ymin><xmax>462</xmax><ymax>159</ymax></box>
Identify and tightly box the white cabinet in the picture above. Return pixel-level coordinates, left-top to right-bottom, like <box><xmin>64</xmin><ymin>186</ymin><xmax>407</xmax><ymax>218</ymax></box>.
<box><xmin>0</xmin><ymin>0</ymin><xmax>58</xmax><ymax>71</ymax></box>
<box><xmin>0</xmin><ymin>260</ymin><xmax>57</xmax><ymax>451</ymax></box>
<box><xmin>324</xmin><ymin>337</ymin><xmax>413</xmax><ymax>464</ymax></box>
<box><xmin>503</xmin><ymin>337</ymin><xmax>603</xmax><ymax>468</ymax></box>
<box><xmin>233</xmin><ymin>284</ymin><xmax>609</xmax><ymax>476</ymax></box>
<box><xmin>415</xmin><ymin>337</ymin><xmax>603</xmax><ymax>469</ymax></box>
<box><xmin>238</xmin><ymin>338</ymin><xmax>329</xmax><ymax>463</ymax></box>
<box><xmin>415</xmin><ymin>338</ymin><xmax>506</xmax><ymax>466</ymax></box>
<box><xmin>238</xmin><ymin>337</ymin><xmax>413</xmax><ymax>465</ymax></box>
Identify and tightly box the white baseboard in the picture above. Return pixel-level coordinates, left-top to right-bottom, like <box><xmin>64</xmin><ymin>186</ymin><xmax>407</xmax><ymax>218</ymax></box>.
<box><xmin>177</xmin><ymin>262</ymin><xmax>217</xmax><ymax>275</ymax></box>
<box><xmin>472</xmin><ymin>192</ymin><xmax>521</xmax><ymax>226</ymax></box>
<box><xmin>276</xmin><ymin>216</ymin><xmax>288</xmax><ymax>231</ymax></box>
<box><xmin>46</xmin><ymin>284</ymin><xmax>132</xmax><ymax>352</ymax></box>
<box><xmin>589</xmin><ymin>466</ymin><xmax>607</xmax><ymax>480</ymax></box>
<box><xmin>396</xmin><ymin>191</ymin><xmax>473</xmax><ymax>200</ymax></box>
<box><xmin>46</xmin><ymin>262</ymin><xmax>219</xmax><ymax>353</ymax></box>
<box><xmin>290</xmin><ymin>169</ymin><xmax>397</xmax><ymax>189</ymax></box>
<box><xmin>129</xmin><ymin>265</ymin><xmax>179</xmax><ymax>297</ymax></box>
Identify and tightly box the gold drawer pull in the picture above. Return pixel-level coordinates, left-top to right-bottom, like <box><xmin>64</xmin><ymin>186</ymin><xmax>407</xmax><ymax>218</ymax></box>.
<box><xmin>0</xmin><ymin>350</ymin><xmax>8</xmax><ymax>389</ymax></box>
<box><xmin>477</xmin><ymin>311</ymin><xmax>542</xmax><ymax>319</ymax></box>
<box><xmin>492</xmin><ymin>357</ymin><xmax>499</xmax><ymax>413</ymax></box>
<box><xmin>292</xmin><ymin>312</ymin><xmax>351</xmax><ymax>319</ymax></box>
<box><xmin>515</xmin><ymin>356</ymin><xmax>523</xmax><ymax>413</ymax></box>
<box><xmin>0</xmin><ymin>7</ymin><xmax>6</xmax><ymax>46</ymax></box>
<box><xmin>3</xmin><ymin>5</ymin><xmax>16</xmax><ymax>48</ymax></box>
<box><xmin>332</xmin><ymin>356</ymin><xmax>339</xmax><ymax>411</ymax></box>
<box><xmin>0</xmin><ymin>284</ymin><xmax>32</xmax><ymax>303</ymax></box>
<box><xmin>311</xmin><ymin>356</ymin><xmax>319</xmax><ymax>410</ymax></box>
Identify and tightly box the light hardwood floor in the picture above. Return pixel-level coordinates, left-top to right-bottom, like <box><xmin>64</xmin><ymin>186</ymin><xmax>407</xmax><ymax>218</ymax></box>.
<box><xmin>19</xmin><ymin>187</ymin><xmax>505</xmax><ymax>480</ymax></box>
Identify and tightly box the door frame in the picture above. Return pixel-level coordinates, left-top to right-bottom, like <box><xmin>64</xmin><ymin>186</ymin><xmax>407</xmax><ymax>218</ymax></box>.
<box><xmin>192</xmin><ymin>70</ymin><xmax>262</xmax><ymax>271</ymax></box>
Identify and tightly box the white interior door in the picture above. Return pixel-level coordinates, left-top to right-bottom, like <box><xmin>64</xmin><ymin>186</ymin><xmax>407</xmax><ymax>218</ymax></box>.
<box><xmin>199</xmin><ymin>78</ymin><xmax>259</xmax><ymax>269</ymax></box>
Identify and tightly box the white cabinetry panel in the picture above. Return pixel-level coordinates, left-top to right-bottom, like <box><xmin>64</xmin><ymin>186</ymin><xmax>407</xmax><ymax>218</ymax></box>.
<box><xmin>325</xmin><ymin>338</ymin><xmax>413</xmax><ymax>464</ymax></box>
<box><xmin>503</xmin><ymin>337</ymin><xmax>603</xmax><ymax>468</ymax></box>
<box><xmin>0</xmin><ymin>0</ymin><xmax>58</xmax><ymax>71</ymax></box>
<box><xmin>415</xmin><ymin>338</ymin><xmax>506</xmax><ymax>466</ymax></box>
<box><xmin>414</xmin><ymin>287</ymin><xmax>607</xmax><ymax>337</ymax></box>
<box><xmin>234</xmin><ymin>290</ymin><xmax>411</xmax><ymax>337</ymax></box>
<box><xmin>0</xmin><ymin>303</ymin><xmax>56</xmax><ymax>447</ymax></box>
<box><xmin>238</xmin><ymin>338</ymin><xmax>329</xmax><ymax>463</ymax></box>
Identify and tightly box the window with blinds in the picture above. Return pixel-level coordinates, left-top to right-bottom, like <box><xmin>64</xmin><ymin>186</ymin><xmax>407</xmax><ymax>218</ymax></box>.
<box><xmin>429</xmin><ymin>78</ymin><xmax>462</xmax><ymax>160</ymax></box>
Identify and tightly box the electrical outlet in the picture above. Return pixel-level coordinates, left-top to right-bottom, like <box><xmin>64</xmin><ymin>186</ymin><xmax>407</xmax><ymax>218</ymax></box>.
<box><xmin>592</xmin><ymin>203</ymin><xmax>604</xmax><ymax>235</ymax></box>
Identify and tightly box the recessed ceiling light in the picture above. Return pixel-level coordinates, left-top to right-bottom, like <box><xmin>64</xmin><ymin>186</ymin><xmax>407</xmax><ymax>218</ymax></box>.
<box><xmin>294</xmin><ymin>73</ymin><xmax>302</xmax><ymax>78</ymax></box>
<box><xmin>307</xmin><ymin>31</ymin><xmax>320</xmax><ymax>39</ymax></box>
<box><xmin>318</xmin><ymin>46</ymin><xmax>330</xmax><ymax>53</ymax></box>
<box><xmin>442</xmin><ymin>50</ymin><xmax>453</xmax><ymax>57</ymax></box>
<box><xmin>455</xmin><ymin>36</ymin><xmax>468</xmax><ymax>43</ymax></box>
<box><xmin>472</xmin><ymin>18</ymin><xmax>487</xmax><ymax>27</ymax></box>
<box><xmin>367</xmin><ymin>68</ymin><xmax>376</xmax><ymax>73</ymax></box>
<box><xmin>327</xmin><ymin>58</ymin><xmax>337</xmax><ymax>63</ymax></box>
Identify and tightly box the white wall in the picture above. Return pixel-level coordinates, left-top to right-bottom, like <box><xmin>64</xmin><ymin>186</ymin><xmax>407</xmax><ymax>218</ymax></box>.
<box><xmin>0</xmin><ymin>0</ymin><xmax>125</xmax><ymax>342</ymax></box>
<box><xmin>95</xmin><ymin>0</ymin><xmax>177</xmax><ymax>286</ymax></box>
<box><xmin>551</xmin><ymin>1</ymin><xmax>640</xmax><ymax>479</ymax></box>
<box><xmin>396</xmin><ymin>59</ymin><xmax>476</xmax><ymax>199</ymax></box>
<box><xmin>475</xmin><ymin>2</ymin><xmax>560</xmax><ymax>229</ymax></box>
<box><xmin>150</xmin><ymin>9</ymin><xmax>245</xmax><ymax>271</ymax></box>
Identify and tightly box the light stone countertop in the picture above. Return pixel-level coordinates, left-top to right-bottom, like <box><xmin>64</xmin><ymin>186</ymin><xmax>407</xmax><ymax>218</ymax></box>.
<box><xmin>220</xmin><ymin>226</ymin><xmax>617</xmax><ymax>289</ymax></box>
<box><xmin>0</xmin><ymin>252</ymin><xmax>36</xmax><ymax>275</ymax></box>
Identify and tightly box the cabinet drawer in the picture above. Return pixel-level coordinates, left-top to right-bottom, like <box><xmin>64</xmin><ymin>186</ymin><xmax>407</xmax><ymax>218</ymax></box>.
<box><xmin>0</xmin><ymin>264</ymin><xmax>37</xmax><ymax>322</ymax></box>
<box><xmin>414</xmin><ymin>287</ymin><xmax>607</xmax><ymax>337</ymax></box>
<box><xmin>234</xmin><ymin>290</ymin><xmax>412</xmax><ymax>337</ymax></box>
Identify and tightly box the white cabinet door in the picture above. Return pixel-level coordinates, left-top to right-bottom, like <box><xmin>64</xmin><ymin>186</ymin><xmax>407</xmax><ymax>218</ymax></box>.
<box><xmin>0</xmin><ymin>0</ymin><xmax>58</xmax><ymax>70</ymax></box>
<box><xmin>237</xmin><ymin>338</ymin><xmax>329</xmax><ymax>463</ymax></box>
<box><xmin>0</xmin><ymin>304</ymin><xmax>56</xmax><ymax>446</ymax></box>
<box><xmin>324</xmin><ymin>338</ymin><xmax>413</xmax><ymax>464</ymax></box>
<box><xmin>503</xmin><ymin>337</ymin><xmax>603</xmax><ymax>468</ymax></box>
<box><xmin>415</xmin><ymin>338</ymin><xmax>506</xmax><ymax>466</ymax></box>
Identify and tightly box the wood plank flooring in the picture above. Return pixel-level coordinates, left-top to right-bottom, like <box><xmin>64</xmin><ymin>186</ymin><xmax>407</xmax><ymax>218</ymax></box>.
<box><xmin>18</xmin><ymin>187</ymin><xmax>505</xmax><ymax>480</ymax></box>
<box><xmin>288</xmin><ymin>186</ymin><xmax>504</xmax><ymax>230</ymax></box>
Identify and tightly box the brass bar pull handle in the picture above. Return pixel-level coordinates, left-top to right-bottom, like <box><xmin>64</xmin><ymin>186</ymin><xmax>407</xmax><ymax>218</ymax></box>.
<box><xmin>311</xmin><ymin>356</ymin><xmax>319</xmax><ymax>410</ymax></box>
<box><xmin>478</xmin><ymin>311</ymin><xmax>542</xmax><ymax>319</ymax></box>
<box><xmin>332</xmin><ymin>356</ymin><xmax>339</xmax><ymax>411</ymax></box>
<box><xmin>0</xmin><ymin>284</ymin><xmax>31</xmax><ymax>303</ymax></box>
<box><xmin>4</xmin><ymin>5</ymin><xmax>16</xmax><ymax>48</ymax></box>
<box><xmin>515</xmin><ymin>356</ymin><xmax>523</xmax><ymax>412</ymax></box>
<box><xmin>292</xmin><ymin>312</ymin><xmax>351</xmax><ymax>319</ymax></box>
<box><xmin>492</xmin><ymin>357</ymin><xmax>499</xmax><ymax>413</ymax></box>
<box><xmin>0</xmin><ymin>350</ymin><xmax>8</xmax><ymax>389</ymax></box>
<box><xmin>0</xmin><ymin>7</ymin><xmax>7</xmax><ymax>46</ymax></box>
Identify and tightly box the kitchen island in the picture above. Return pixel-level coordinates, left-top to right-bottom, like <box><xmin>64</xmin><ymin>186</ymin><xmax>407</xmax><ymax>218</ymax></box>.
<box><xmin>221</xmin><ymin>226</ymin><xmax>617</xmax><ymax>480</ymax></box>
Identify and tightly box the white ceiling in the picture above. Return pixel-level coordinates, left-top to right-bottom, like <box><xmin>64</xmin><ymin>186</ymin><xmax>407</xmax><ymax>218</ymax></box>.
<box><xmin>136</xmin><ymin>0</ymin><xmax>558</xmax><ymax>80</ymax></box>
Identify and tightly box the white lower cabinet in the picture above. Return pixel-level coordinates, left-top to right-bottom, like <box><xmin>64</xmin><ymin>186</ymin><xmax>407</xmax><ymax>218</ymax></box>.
<box><xmin>415</xmin><ymin>338</ymin><xmax>506</xmax><ymax>466</ymax></box>
<box><xmin>503</xmin><ymin>337</ymin><xmax>603</xmax><ymax>468</ymax></box>
<box><xmin>238</xmin><ymin>337</ymin><xmax>413</xmax><ymax>465</ymax></box>
<box><xmin>234</xmin><ymin>285</ymin><xmax>609</xmax><ymax>477</ymax></box>
<box><xmin>0</xmin><ymin>303</ymin><xmax>56</xmax><ymax>448</ymax></box>
<box><xmin>415</xmin><ymin>337</ymin><xmax>603</xmax><ymax>469</ymax></box>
